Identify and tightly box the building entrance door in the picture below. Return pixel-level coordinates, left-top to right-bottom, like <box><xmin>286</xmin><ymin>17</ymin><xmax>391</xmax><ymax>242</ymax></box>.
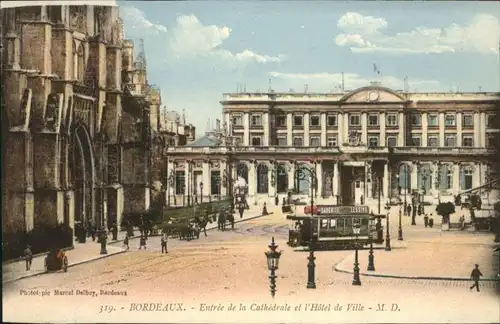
<box><xmin>340</xmin><ymin>166</ymin><xmax>365</xmax><ymax>206</ymax></box>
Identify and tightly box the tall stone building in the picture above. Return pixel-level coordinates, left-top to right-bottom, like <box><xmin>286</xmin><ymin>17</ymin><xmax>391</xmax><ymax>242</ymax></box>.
<box><xmin>1</xmin><ymin>4</ymin><xmax>160</xmax><ymax>235</ymax></box>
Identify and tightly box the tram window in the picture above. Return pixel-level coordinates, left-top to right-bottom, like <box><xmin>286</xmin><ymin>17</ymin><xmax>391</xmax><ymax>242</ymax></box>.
<box><xmin>321</xmin><ymin>219</ymin><xmax>328</xmax><ymax>228</ymax></box>
<box><xmin>355</xmin><ymin>181</ymin><xmax>360</xmax><ymax>188</ymax></box>
<box><xmin>330</xmin><ymin>219</ymin><xmax>336</xmax><ymax>229</ymax></box>
<box><xmin>361</xmin><ymin>219</ymin><xmax>369</xmax><ymax>225</ymax></box>
<box><xmin>345</xmin><ymin>218</ymin><xmax>353</xmax><ymax>229</ymax></box>
<box><xmin>337</xmin><ymin>219</ymin><xmax>345</xmax><ymax>230</ymax></box>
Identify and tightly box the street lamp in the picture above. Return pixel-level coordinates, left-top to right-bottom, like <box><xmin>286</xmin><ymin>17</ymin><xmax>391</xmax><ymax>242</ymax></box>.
<box><xmin>352</xmin><ymin>223</ymin><xmax>362</xmax><ymax>285</ymax></box>
<box><xmin>367</xmin><ymin>223</ymin><xmax>376</xmax><ymax>271</ymax></box>
<box><xmin>436</xmin><ymin>162</ymin><xmax>441</xmax><ymax>204</ymax></box>
<box><xmin>265</xmin><ymin>236</ymin><xmax>282</xmax><ymax>298</ymax></box>
<box><xmin>200</xmin><ymin>181</ymin><xmax>204</xmax><ymax>204</ymax></box>
<box><xmin>403</xmin><ymin>165</ymin><xmax>408</xmax><ymax>216</ymax></box>
<box><xmin>385</xmin><ymin>201</ymin><xmax>391</xmax><ymax>251</ymax></box>
<box><xmin>398</xmin><ymin>200</ymin><xmax>404</xmax><ymax>241</ymax></box>
<box><xmin>182</xmin><ymin>184</ymin><xmax>186</xmax><ymax>206</ymax></box>
<box><xmin>296</xmin><ymin>164</ymin><xmax>317</xmax><ymax>289</ymax></box>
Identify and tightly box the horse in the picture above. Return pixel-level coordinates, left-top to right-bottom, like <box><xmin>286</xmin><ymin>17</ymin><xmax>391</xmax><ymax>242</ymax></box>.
<box><xmin>217</xmin><ymin>212</ymin><xmax>226</xmax><ymax>231</ymax></box>
<box><xmin>225</xmin><ymin>211</ymin><xmax>235</xmax><ymax>230</ymax></box>
<box><xmin>194</xmin><ymin>214</ymin><xmax>211</xmax><ymax>237</ymax></box>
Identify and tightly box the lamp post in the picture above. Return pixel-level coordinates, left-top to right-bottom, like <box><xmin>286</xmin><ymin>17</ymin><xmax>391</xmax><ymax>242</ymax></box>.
<box><xmin>398</xmin><ymin>200</ymin><xmax>404</xmax><ymax>241</ymax></box>
<box><xmin>436</xmin><ymin>162</ymin><xmax>441</xmax><ymax>204</ymax></box>
<box><xmin>182</xmin><ymin>184</ymin><xmax>186</xmax><ymax>207</ymax></box>
<box><xmin>403</xmin><ymin>165</ymin><xmax>408</xmax><ymax>216</ymax></box>
<box><xmin>296</xmin><ymin>164</ymin><xmax>317</xmax><ymax>289</ymax></box>
<box><xmin>200</xmin><ymin>181</ymin><xmax>203</xmax><ymax>205</ymax></box>
<box><xmin>265</xmin><ymin>236</ymin><xmax>282</xmax><ymax>298</ymax></box>
<box><xmin>352</xmin><ymin>223</ymin><xmax>362</xmax><ymax>285</ymax></box>
<box><xmin>367</xmin><ymin>226</ymin><xmax>375</xmax><ymax>271</ymax></box>
<box><xmin>378</xmin><ymin>174</ymin><xmax>382</xmax><ymax>215</ymax></box>
<box><xmin>385</xmin><ymin>201</ymin><xmax>391</xmax><ymax>251</ymax></box>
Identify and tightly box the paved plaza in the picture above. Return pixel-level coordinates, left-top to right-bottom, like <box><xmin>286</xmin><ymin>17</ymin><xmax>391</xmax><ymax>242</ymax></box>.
<box><xmin>2</xmin><ymin>204</ymin><xmax>499</xmax><ymax>323</ymax></box>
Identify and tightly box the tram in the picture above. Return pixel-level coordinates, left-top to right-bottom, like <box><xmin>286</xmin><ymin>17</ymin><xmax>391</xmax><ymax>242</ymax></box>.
<box><xmin>287</xmin><ymin>205</ymin><xmax>385</xmax><ymax>250</ymax></box>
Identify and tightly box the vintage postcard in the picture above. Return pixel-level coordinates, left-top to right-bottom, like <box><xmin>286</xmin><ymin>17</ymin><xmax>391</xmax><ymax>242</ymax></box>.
<box><xmin>2</xmin><ymin>0</ymin><xmax>499</xmax><ymax>323</ymax></box>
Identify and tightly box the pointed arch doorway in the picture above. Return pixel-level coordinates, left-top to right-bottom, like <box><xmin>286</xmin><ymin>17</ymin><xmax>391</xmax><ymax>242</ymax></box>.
<box><xmin>69</xmin><ymin>123</ymin><xmax>96</xmax><ymax>227</ymax></box>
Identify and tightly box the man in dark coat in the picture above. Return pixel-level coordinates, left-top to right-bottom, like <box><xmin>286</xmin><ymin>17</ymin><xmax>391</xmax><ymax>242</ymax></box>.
<box><xmin>406</xmin><ymin>204</ymin><xmax>411</xmax><ymax>217</ymax></box>
<box><xmin>111</xmin><ymin>222</ymin><xmax>118</xmax><ymax>241</ymax></box>
<box><xmin>24</xmin><ymin>245</ymin><xmax>33</xmax><ymax>271</ymax></box>
<box><xmin>217</xmin><ymin>211</ymin><xmax>225</xmax><ymax>231</ymax></box>
<box><xmin>469</xmin><ymin>264</ymin><xmax>483</xmax><ymax>292</ymax></box>
<box><xmin>238</xmin><ymin>206</ymin><xmax>244</xmax><ymax>219</ymax></box>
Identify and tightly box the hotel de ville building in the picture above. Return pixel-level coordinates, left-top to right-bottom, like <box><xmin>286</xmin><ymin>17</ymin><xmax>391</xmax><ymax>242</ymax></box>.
<box><xmin>166</xmin><ymin>85</ymin><xmax>500</xmax><ymax>210</ymax></box>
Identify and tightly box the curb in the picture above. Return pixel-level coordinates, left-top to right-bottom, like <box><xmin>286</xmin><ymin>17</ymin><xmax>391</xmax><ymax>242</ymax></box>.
<box><xmin>3</xmin><ymin>248</ymin><xmax>127</xmax><ymax>284</ymax></box>
<box><xmin>332</xmin><ymin>257</ymin><xmax>500</xmax><ymax>282</ymax></box>
<box><xmin>109</xmin><ymin>212</ymin><xmax>273</xmax><ymax>244</ymax></box>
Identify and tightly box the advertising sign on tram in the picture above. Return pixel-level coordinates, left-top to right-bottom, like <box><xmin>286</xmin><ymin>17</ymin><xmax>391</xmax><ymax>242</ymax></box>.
<box><xmin>317</xmin><ymin>205</ymin><xmax>369</xmax><ymax>215</ymax></box>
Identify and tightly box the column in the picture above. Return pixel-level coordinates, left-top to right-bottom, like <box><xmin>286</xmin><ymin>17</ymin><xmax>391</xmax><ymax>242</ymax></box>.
<box><xmin>439</xmin><ymin>112</ymin><xmax>445</xmax><ymax>147</ymax></box>
<box><xmin>398</xmin><ymin>112</ymin><xmax>405</xmax><ymax>146</ymax></box>
<box><xmin>422</xmin><ymin>112</ymin><xmax>428</xmax><ymax>147</ymax></box>
<box><xmin>263</xmin><ymin>112</ymin><xmax>269</xmax><ymax>146</ymax></box>
<box><xmin>473</xmin><ymin>113</ymin><xmax>480</xmax><ymax>148</ymax></box>
<box><xmin>286</xmin><ymin>114</ymin><xmax>293</xmax><ymax>146</ymax></box>
<box><xmin>288</xmin><ymin>162</ymin><xmax>296</xmax><ymax>191</ymax></box>
<box><xmin>480</xmin><ymin>112</ymin><xmax>486</xmax><ymax>147</ymax></box>
<box><xmin>315</xmin><ymin>162</ymin><xmax>322</xmax><ymax>199</ymax></box>
<box><xmin>343</xmin><ymin>114</ymin><xmax>349</xmax><ymax>145</ymax></box>
<box><xmin>411</xmin><ymin>162</ymin><xmax>418</xmax><ymax>192</ymax></box>
<box><xmin>456</xmin><ymin>112</ymin><xmax>463</xmax><ymax>147</ymax></box>
<box><xmin>167</xmin><ymin>160</ymin><xmax>175</xmax><ymax>202</ymax></box>
<box><xmin>361</xmin><ymin>113</ymin><xmax>368</xmax><ymax>145</ymax></box>
<box><xmin>453</xmin><ymin>162</ymin><xmax>460</xmax><ymax>195</ymax></box>
<box><xmin>365</xmin><ymin>162</ymin><xmax>372</xmax><ymax>199</ymax></box>
<box><xmin>473</xmin><ymin>163</ymin><xmax>481</xmax><ymax>189</ymax></box>
<box><xmin>379</xmin><ymin>112</ymin><xmax>386</xmax><ymax>146</ymax></box>
<box><xmin>268</xmin><ymin>165</ymin><xmax>276</xmax><ymax>197</ymax></box>
<box><xmin>320</xmin><ymin>113</ymin><xmax>327</xmax><ymax>146</ymax></box>
<box><xmin>219</xmin><ymin>160</ymin><xmax>227</xmax><ymax>197</ymax></box>
<box><xmin>248</xmin><ymin>161</ymin><xmax>256</xmax><ymax>199</ymax></box>
<box><xmin>184</xmin><ymin>161</ymin><xmax>190</xmax><ymax>199</ymax></box>
<box><xmin>383</xmin><ymin>161</ymin><xmax>389</xmax><ymax>198</ymax></box>
<box><xmin>333</xmin><ymin>162</ymin><xmax>339</xmax><ymax>203</ymax></box>
<box><xmin>338</xmin><ymin>113</ymin><xmax>344</xmax><ymax>145</ymax></box>
<box><xmin>202</xmin><ymin>161</ymin><xmax>210</xmax><ymax>200</ymax></box>
<box><xmin>431</xmin><ymin>162</ymin><xmax>438</xmax><ymax>198</ymax></box>
<box><xmin>304</xmin><ymin>113</ymin><xmax>310</xmax><ymax>146</ymax></box>
<box><xmin>243</xmin><ymin>113</ymin><xmax>250</xmax><ymax>146</ymax></box>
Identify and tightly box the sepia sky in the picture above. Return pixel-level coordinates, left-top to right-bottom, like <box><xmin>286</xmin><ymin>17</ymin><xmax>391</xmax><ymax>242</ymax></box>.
<box><xmin>14</xmin><ymin>1</ymin><xmax>498</xmax><ymax>134</ymax></box>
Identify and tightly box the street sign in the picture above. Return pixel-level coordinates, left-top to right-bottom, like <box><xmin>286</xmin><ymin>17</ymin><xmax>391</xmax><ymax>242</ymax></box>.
<box><xmin>317</xmin><ymin>205</ymin><xmax>369</xmax><ymax>215</ymax></box>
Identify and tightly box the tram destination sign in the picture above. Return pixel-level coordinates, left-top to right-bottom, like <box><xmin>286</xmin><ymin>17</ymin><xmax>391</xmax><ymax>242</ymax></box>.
<box><xmin>318</xmin><ymin>205</ymin><xmax>369</xmax><ymax>215</ymax></box>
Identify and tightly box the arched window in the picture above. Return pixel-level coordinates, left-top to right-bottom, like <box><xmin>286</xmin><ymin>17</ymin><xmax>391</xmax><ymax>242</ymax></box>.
<box><xmin>237</xmin><ymin>163</ymin><xmax>248</xmax><ymax>183</ymax></box>
<box><xmin>417</xmin><ymin>164</ymin><xmax>432</xmax><ymax>193</ymax></box>
<box><xmin>398</xmin><ymin>164</ymin><xmax>411</xmax><ymax>190</ymax></box>
<box><xmin>460</xmin><ymin>165</ymin><xmax>473</xmax><ymax>190</ymax></box>
<box><xmin>256</xmin><ymin>164</ymin><xmax>269</xmax><ymax>194</ymax></box>
<box><xmin>276</xmin><ymin>164</ymin><xmax>288</xmax><ymax>193</ymax></box>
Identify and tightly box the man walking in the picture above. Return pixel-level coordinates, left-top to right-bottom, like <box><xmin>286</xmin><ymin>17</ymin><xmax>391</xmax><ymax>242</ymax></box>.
<box><xmin>469</xmin><ymin>264</ymin><xmax>483</xmax><ymax>292</ymax></box>
<box><xmin>111</xmin><ymin>222</ymin><xmax>118</xmax><ymax>241</ymax></box>
<box><xmin>24</xmin><ymin>245</ymin><xmax>33</xmax><ymax>271</ymax></box>
<box><xmin>161</xmin><ymin>231</ymin><xmax>168</xmax><ymax>254</ymax></box>
<box><xmin>123</xmin><ymin>233</ymin><xmax>130</xmax><ymax>251</ymax></box>
<box><xmin>138</xmin><ymin>235</ymin><xmax>147</xmax><ymax>250</ymax></box>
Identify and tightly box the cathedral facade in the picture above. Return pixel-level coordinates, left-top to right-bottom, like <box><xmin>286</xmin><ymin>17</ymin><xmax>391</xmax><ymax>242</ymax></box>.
<box><xmin>1</xmin><ymin>5</ymin><xmax>160</xmax><ymax>234</ymax></box>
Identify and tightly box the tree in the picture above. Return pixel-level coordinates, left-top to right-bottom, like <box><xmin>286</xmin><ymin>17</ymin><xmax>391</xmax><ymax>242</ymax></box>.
<box><xmin>436</xmin><ymin>202</ymin><xmax>456</xmax><ymax>224</ymax></box>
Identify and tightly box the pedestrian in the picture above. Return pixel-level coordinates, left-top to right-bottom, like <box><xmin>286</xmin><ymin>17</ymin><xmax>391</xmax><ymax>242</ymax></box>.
<box><xmin>91</xmin><ymin>222</ymin><xmax>96</xmax><ymax>242</ymax></box>
<box><xmin>424</xmin><ymin>214</ymin><xmax>429</xmax><ymax>228</ymax></box>
<box><xmin>139</xmin><ymin>235</ymin><xmax>147</xmax><ymax>250</ymax></box>
<box><xmin>459</xmin><ymin>215</ymin><xmax>465</xmax><ymax>230</ymax></box>
<box><xmin>469</xmin><ymin>264</ymin><xmax>483</xmax><ymax>292</ymax></box>
<box><xmin>123</xmin><ymin>234</ymin><xmax>130</xmax><ymax>251</ymax></box>
<box><xmin>429</xmin><ymin>216</ymin><xmax>434</xmax><ymax>228</ymax></box>
<box><xmin>406</xmin><ymin>204</ymin><xmax>411</xmax><ymax>217</ymax></box>
<box><xmin>161</xmin><ymin>231</ymin><xmax>168</xmax><ymax>254</ymax></box>
<box><xmin>24</xmin><ymin>245</ymin><xmax>33</xmax><ymax>271</ymax></box>
<box><xmin>111</xmin><ymin>222</ymin><xmax>118</xmax><ymax>241</ymax></box>
<box><xmin>238</xmin><ymin>206</ymin><xmax>244</xmax><ymax>219</ymax></box>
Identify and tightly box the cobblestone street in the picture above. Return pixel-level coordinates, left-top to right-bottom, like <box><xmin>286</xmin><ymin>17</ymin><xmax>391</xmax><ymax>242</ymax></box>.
<box><xmin>3</xmin><ymin>206</ymin><xmax>499</xmax><ymax>323</ymax></box>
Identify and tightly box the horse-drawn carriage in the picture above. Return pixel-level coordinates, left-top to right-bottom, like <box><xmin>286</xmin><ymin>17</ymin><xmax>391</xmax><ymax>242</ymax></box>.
<box><xmin>44</xmin><ymin>248</ymin><xmax>68</xmax><ymax>272</ymax></box>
